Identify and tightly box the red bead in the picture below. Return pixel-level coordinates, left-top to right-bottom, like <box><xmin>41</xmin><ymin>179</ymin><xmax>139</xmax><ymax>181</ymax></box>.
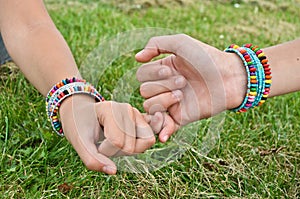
<box><xmin>263</xmin><ymin>64</ymin><xmax>270</xmax><ymax>68</ymax></box>
<box><xmin>244</xmin><ymin>55</ymin><xmax>250</xmax><ymax>59</ymax></box>
<box><xmin>239</xmin><ymin>108</ymin><xmax>247</xmax><ymax>112</ymax></box>
<box><xmin>265</xmin><ymin>71</ymin><xmax>271</xmax><ymax>75</ymax></box>
<box><xmin>256</xmin><ymin>50</ymin><xmax>263</xmax><ymax>55</ymax></box>
<box><xmin>249</xmin><ymin>68</ymin><xmax>256</xmax><ymax>72</ymax></box>
<box><xmin>244</xmin><ymin>43</ymin><xmax>252</xmax><ymax>48</ymax></box>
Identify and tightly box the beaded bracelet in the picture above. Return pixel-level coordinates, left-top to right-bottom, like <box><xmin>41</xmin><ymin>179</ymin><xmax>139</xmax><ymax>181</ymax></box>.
<box><xmin>244</xmin><ymin>44</ymin><xmax>272</xmax><ymax>105</ymax></box>
<box><xmin>224</xmin><ymin>44</ymin><xmax>271</xmax><ymax>112</ymax></box>
<box><xmin>225</xmin><ymin>45</ymin><xmax>254</xmax><ymax>112</ymax></box>
<box><xmin>244</xmin><ymin>47</ymin><xmax>265</xmax><ymax>107</ymax></box>
<box><xmin>46</xmin><ymin>77</ymin><xmax>104</xmax><ymax>136</ymax></box>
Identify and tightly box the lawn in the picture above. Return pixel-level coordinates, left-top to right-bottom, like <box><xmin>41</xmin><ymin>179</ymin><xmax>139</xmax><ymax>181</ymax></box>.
<box><xmin>0</xmin><ymin>0</ymin><xmax>299</xmax><ymax>198</ymax></box>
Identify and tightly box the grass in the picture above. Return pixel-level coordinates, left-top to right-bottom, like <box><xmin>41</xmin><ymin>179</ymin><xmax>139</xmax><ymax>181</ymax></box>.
<box><xmin>0</xmin><ymin>0</ymin><xmax>299</xmax><ymax>198</ymax></box>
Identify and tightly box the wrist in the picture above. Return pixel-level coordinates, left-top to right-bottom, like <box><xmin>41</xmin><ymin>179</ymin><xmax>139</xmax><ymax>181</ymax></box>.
<box><xmin>60</xmin><ymin>94</ymin><xmax>95</xmax><ymax>116</ymax></box>
<box><xmin>223</xmin><ymin>52</ymin><xmax>247</xmax><ymax>110</ymax></box>
<box><xmin>46</xmin><ymin>77</ymin><xmax>104</xmax><ymax>136</ymax></box>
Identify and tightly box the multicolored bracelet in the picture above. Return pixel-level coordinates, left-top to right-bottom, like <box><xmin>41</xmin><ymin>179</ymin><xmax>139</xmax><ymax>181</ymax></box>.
<box><xmin>225</xmin><ymin>44</ymin><xmax>272</xmax><ymax>112</ymax></box>
<box><xmin>45</xmin><ymin>77</ymin><xmax>104</xmax><ymax>136</ymax></box>
<box><xmin>243</xmin><ymin>44</ymin><xmax>272</xmax><ymax>106</ymax></box>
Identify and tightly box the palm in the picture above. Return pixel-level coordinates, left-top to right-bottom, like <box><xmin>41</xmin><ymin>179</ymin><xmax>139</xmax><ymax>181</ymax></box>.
<box><xmin>163</xmin><ymin>52</ymin><xmax>226</xmax><ymax>126</ymax></box>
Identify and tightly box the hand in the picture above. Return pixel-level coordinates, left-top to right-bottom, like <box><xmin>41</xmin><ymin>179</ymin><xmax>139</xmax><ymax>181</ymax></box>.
<box><xmin>59</xmin><ymin>95</ymin><xmax>156</xmax><ymax>175</ymax></box>
<box><xmin>136</xmin><ymin>34</ymin><xmax>247</xmax><ymax>141</ymax></box>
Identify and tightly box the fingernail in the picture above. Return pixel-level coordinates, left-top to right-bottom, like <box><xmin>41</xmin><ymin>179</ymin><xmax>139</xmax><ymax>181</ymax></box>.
<box><xmin>161</xmin><ymin>135</ymin><xmax>169</xmax><ymax>143</ymax></box>
<box><xmin>103</xmin><ymin>166</ymin><xmax>116</xmax><ymax>174</ymax></box>
<box><xmin>158</xmin><ymin>68</ymin><xmax>167</xmax><ymax>77</ymax></box>
<box><xmin>172</xmin><ymin>90</ymin><xmax>182</xmax><ymax>101</ymax></box>
<box><xmin>175</xmin><ymin>76</ymin><xmax>185</xmax><ymax>86</ymax></box>
<box><xmin>152</xmin><ymin>114</ymin><xmax>159</xmax><ymax>123</ymax></box>
<box><xmin>136</xmin><ymin>50</ymin><xmax>144</xmax><ymax>57</ymax></box>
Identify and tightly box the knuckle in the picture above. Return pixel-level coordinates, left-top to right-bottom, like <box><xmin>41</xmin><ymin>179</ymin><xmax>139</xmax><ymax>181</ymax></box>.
<box><xmin>148</xmin><ymin>136</ymin><xmax>156</xmax><ymax>146</ymax></box>
<box><xmin>83</xmin><ymin>157</ymin><xmax>99</xmax><ymax>171</ymax></box>
<box><xmin>122</xmin><ymin>145</ymin><xmax>135</xmax><ymax>154</ymax></box>
<box><xmin>176</xmin><ymin>33</ymin><xmax>188</xmax><ymax>39</ymax></box>
<box><xmin>139</xmin><ymin>84</ymin><xmax>149</xmax><ymax>98</ymax></box>
<box><xmin>143</xmin><ymin>101</ymin><xmax>149</xmax><ymax>112</ymax></box>
<box><xmin>136</xmin><ymin>67</ymin><xmax>143</xmax><ymax>82</ymax></box>
<box><xmin>110</xmin><ymin>138</ymin><xmax>124</xmax><ymax>149</ymax></box>
<box><xmin>148</xmin><ymin>36</ymin><xmax>159</xmax><ymax>44</ymax></box>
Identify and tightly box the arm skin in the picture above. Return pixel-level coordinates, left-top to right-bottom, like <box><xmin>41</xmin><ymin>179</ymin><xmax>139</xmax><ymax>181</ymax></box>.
<box><xmin>135</xmin><ymin>34</ymin><xmax>300</xmax><ymax>141</ymax></box>
<box><xmin>0</xmin><ymin>0</ymin><xmax>156</xmax><ymax>174</ymax></box>
<box><xmin>264</xmin><ymin>39</ymin><xmax>300</xmax><ymax>97</ymax></box>
<box><xmin>0</xmin><ymin>0</ymin><xmax>79</xmax><ymax>95</ymax></box>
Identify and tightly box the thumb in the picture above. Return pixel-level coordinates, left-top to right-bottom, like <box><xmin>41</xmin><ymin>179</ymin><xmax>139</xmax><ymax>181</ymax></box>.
<box><xmin>69</xmin><ymin>133</ymin><xmax>118</xmax><ymax>174</ymax></box>
<box><xmin>135</xmin><ymin>34</ymin><xmax>188</xmax><ymax>63</ymax></box>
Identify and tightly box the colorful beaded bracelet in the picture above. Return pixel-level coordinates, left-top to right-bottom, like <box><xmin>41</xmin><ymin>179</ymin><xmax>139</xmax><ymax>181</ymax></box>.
<box><xmin>225</xmin><ymin>45</ymin><xmax>253</xmax><ymax>112</ymax></box>
<box><xmin>224</xmin><ymin>44</ymin><xmax>271</xmax><ymax>112</ymax></box>
<box><xmin>46</xmin><ymin>77</ymin><xmax>104</xmax><ymax>136</ymax></box>
<box><xmin>244</xmin><ymin>47</ymin><xmax>265</xmax><ymax>107</ymax></box>
<box><xmin>243</xmin><ymin>44</ymin><xmax>272</xmax><ymax>105</ymax></box>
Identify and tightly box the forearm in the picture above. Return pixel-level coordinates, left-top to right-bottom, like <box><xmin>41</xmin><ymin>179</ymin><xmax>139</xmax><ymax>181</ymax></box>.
<box><xmin>264</xmin><ymin>38</ymin><xmax>300</xmax><ymax>97</ymax></box>
<box><xmin>0</xmin><ymin>0</ymin><xmax>80</xmax><ymax>96</ymax></box>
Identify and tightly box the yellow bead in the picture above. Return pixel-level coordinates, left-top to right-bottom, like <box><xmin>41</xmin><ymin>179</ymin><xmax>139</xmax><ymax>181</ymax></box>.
<box><xmin>249</xmin><ymin>92</ymin><xmax>257</xmax><ymax>96</ymax></box>
<box><xmin>250</xmin><ymin>76</ymin><xmax>257</xmax><ymax>79</ymax></box>
<box><xmin>258</xmin><ymin>52</ymin><xmax>265</xmax><ymax>58</ymax></box>
<box><xmin>233</xmin><ymin>45</ymin><xmax>239</xmax><ymax>49</ymax></box>
<box><xmin>265</xmin><ymin>80</ymin><xmax>272</xmax><ymax>84</ymax></box>
<box><xmin>263</xmin><ymin>94</ymin><xmax>268</xmax><ymax>98</ymax></box>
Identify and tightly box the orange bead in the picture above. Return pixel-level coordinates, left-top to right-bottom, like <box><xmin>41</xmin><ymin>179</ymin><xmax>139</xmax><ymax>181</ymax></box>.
<box><xmin>239</xmin><ymin>49</ymin><xmax>246</xmax><ymax>54</ymax></box>
<box><xmin>265</xmin><ymin>75</ymin><xmax>272</xmax><ymax>79</ymax></box>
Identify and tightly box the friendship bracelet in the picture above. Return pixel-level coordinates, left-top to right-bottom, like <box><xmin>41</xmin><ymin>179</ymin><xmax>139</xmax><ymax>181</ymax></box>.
<box><xmin>243</xmin><ymin>44</ymin><xmax>272</xmax><ymax>106</ymax></box>
<box><xmin>46</xmin><ymin>77</ymin><xmax>104</xmax><ymax>136</ymax></box>
<box><xmin>244</xmin><ymin>47</ymin><xmax>265</xmax><ymax>107</ymax></box>
<box><xmin>224</xmin><ymin>44</ymin><xmax>271</xmax><ymax>112</ymax></box>
<box><xmin>225</xmin><ymin>45</ymin><xmax>253</xmax><ymax>112</ymax></box>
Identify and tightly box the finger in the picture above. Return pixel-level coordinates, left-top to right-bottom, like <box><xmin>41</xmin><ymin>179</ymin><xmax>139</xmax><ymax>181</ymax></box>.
<box><xmin>140</xmin><ymin>75</ymin><xmax>186</xmax><ymax>98</ymax></box>
<box><xmin>135</xmin><ymin>34</ymin><xmax>191</xmax><ymax>62</ymax></box>
<box><xmin>98</xmin><ymin>138</ymin><xmax>121</xmax><ymax>157</ymax></box>
<box><xmin>62</xmin><ymin>104</ymin><xmax>117</xmax><ymax>175</ymax></box>
<box><xmin>158</xmin><ymin>113</ymin><xmax>180</xmax><ymax>143</ymax></box>
<box><xmin>97</xmin><ymin>102</ymin><xmax>136</xmax><ymax>155</ymax></box>
<box><xmin>134</xmin><ymin>109</ymin><xmax>156</xmax><ymax>153</ymax></box>
<box><xmin>96</xmin><ymin>102</ymin><xmax>125</xmax><ymax>150</ymax></box>
<box><xmin>136</xmin><ymin>61</ymin><xmax>173</xmax><ymax>82</ymax></box>
<box><xmin>66</xmin><ymin>133</ymin><xmax>117</xmax><ymax>175</ymax></box>
<box><xmin>144</xmin><ymin>112</ymin><xmax>164</xmax><ymax>134</ymax></box>
<box><xmin>143</xmin><ymin>90</ymin><xmax>183</xmax><ymax>114</ymax></box>
<box><xmin>120</xmin><ymin>104</ymin><xmax>136</xmax><ymax>154</ymax></box>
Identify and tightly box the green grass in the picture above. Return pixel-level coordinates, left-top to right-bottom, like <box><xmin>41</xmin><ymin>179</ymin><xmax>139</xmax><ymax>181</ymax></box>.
<box><xmin>1</xmin><ymin>0</ymin><xmax>299</xmax><ymax>198</ymax></box>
